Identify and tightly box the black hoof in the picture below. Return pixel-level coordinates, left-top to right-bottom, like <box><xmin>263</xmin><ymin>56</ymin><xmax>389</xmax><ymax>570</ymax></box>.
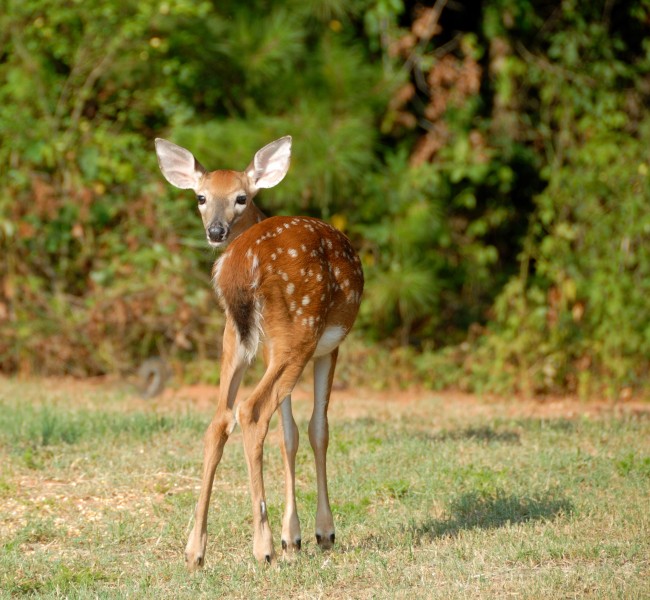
<box><xmin>185</xmin><ymin>552</ymin><xmax>203</xmax><ymax>568</ymax></box>
<box><xmin>316</xmin><ymin>533</ymin><xmax>322</xmax><ymax>545</ymax></box>
<box><xmin>330</xmin><ymin>533</ymin><xmax>335</xmax><ymax>544</ymax></box>
<box><xmin>281</xmin><ymin>540</ymin><xmax>287</xmax><ymax>551</ymax></box>
<box><xmin>265</xmin><ymin>554</ymin><xmax>272</xmax><ymax>564</ymax></box>
<box><xmin>296</xmin><ymin>538</ymin><xmax>302</xmax><ymax>550</ymax></box>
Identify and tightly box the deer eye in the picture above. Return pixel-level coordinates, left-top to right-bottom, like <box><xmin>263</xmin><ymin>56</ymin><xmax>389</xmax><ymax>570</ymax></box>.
<box><xmin>197</xmin><ymin>195</ymin><xmax>206</xmax><ymax>206</ymax></box>
<box><xmin>235</xmin><ymin>194</ymin><xmax>247</xmax><ymax>205</ymax></box>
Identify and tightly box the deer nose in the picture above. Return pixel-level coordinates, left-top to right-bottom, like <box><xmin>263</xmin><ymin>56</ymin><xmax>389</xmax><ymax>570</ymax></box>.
<box><xmin>207</xmin><ymin>223</ymin><xmax>228</xmax><ymax>243</ymax></box>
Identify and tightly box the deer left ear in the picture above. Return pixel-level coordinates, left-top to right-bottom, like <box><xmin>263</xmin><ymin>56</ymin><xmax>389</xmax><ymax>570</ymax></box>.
<box><xmin>155</xmin><ymin>138</ymin><xmax>206</xmax><ymax>190</ymax></box>
<box><xmin>246</xmin><ymin>136</ymin><xmax>292</xmax><ymax>190</ymax></box>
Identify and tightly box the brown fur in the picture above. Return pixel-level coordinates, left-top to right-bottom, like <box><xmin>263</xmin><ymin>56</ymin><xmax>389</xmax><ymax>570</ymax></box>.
<box><xmin>216</xmin><ymin>215</ymin><xmax>363</xmax><ymax>355</ymax></box>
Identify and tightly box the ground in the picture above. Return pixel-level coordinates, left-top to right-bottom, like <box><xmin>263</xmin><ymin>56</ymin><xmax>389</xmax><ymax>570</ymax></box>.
<box><xmin>1</xmin><ymin>376</ymin><xmax>648</xmax><ymax>598</ymax></box>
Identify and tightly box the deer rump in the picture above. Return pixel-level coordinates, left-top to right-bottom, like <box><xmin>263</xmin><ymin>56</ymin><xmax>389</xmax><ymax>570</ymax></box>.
<box><xmin>213</xmin><ymin>215</ymin><xmax>363</xmax><ymax>364</ymax></box>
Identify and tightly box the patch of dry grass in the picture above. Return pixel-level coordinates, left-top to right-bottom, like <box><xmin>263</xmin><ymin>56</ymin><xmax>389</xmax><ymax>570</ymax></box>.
<box><xmin>1</xmin><ymin>376</ymin><xmax>649</xmax><ymax>598</ymax></box>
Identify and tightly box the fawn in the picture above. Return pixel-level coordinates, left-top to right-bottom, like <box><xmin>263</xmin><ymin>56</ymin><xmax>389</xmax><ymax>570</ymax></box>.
<box><xmin>155</xmin><ymin>135</ymin><xmax>363</xmax><ymax>566</ymax></box>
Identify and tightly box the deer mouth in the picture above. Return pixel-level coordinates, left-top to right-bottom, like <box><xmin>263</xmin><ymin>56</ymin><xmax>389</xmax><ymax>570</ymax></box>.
<box><xmin>207</xmin><ymin>238</ymin><xmax>227</xmax><ymax>249</ymax></box>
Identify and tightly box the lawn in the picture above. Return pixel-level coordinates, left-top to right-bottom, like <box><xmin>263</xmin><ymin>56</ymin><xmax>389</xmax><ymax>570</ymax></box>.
<box><xmin>1</xmin><ymin>376</ymin><xmax>648</xmax><ymax>598</ymax></box>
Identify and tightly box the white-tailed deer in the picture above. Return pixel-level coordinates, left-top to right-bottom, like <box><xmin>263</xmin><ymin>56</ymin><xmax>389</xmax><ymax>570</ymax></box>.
<box><xmin>154</xmin><ymin>135</ymin><xmax>363</xmax><ymax>566</ymax></box>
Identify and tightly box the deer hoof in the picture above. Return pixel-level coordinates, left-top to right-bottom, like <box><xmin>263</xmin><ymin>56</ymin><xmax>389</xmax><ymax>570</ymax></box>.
<box><xmin>185</xmin><ymin>552</ymin><xmax>204</xmax><ymax>571</ymax></box>
<box><xmin>316</xmin><ymin>531</ymin><xmax>335</xmax><ymax>550</ymax></box>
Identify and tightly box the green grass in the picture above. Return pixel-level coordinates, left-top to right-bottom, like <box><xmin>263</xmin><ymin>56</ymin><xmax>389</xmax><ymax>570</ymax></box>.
<box><xmin>0</xmin><ymin>377</ymin><xmax>649</xmax><ymax>598</ymax></box>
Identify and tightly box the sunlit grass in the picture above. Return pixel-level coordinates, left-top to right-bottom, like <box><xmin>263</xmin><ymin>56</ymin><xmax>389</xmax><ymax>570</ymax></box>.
<box><xmin>1</xmin><ymin>377</ymin><xmax>648</xmax><ymax>598</ymax></box>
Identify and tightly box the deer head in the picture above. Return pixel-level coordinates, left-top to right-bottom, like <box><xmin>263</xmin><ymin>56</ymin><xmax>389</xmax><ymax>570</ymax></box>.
<box><xmin>154</xmin><ymin>136</ymin><xmax>292</xmax><ymax>247</ymax></box>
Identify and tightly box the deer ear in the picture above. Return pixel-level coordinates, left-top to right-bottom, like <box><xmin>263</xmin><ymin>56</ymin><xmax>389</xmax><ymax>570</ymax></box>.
<box><xmin>247</xmin><ymin>136</ymin><xmax>292</xmax><ymax>190</ymax></box>
<box><xmin>155</xmin><ymin>138</ymin><xmax>206</xmax><ymax>190</ymax></box>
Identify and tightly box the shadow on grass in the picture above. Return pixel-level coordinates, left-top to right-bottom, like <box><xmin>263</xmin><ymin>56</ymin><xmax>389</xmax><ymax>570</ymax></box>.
<box><xmin>408</xmin><ymin>489</ymin><xmax>574</xmax><ymax>542</ymax></box>
<box><xmin>430</xmin><ymin>426</ymin><xmax>521</xmax><ymax>444</ymax></box>
<box><xmin>409</xmin><ymin>418</ymin><xmax>581</xmax><ymax>446</ymax></box>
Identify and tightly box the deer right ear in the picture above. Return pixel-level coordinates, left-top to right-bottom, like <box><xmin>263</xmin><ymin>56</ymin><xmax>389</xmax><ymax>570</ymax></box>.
<box><xmin>155</xmin><ymin>138</ymin><xmax>206</xmax><ymax>190</ymax></box>
<box><xmin>246</xmin><ymin>136</ymin><xmax>292</xmax><ymax>190</ymax></box>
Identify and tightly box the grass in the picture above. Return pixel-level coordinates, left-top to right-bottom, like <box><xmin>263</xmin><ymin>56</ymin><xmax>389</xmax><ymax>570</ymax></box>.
<box><xmin>0</xmin><ymin>377</ymin><xmax>649</xmax><ymax>598</ymax></box>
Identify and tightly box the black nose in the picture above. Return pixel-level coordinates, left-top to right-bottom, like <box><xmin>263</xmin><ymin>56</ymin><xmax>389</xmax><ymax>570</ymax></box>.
<box><xmin>207</xmin><ymin>223</ymin><xmax>227</xmax><ymax>242</ymax></box>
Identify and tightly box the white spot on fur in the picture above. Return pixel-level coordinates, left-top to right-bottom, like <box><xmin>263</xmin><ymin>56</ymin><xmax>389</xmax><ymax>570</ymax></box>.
<box><xmin>288</xmin><ymin>248</ymin><xmax>298</xmax><ymax>258</ymax></box>
<box><xmin>302</xmin><ymin>295</ymin><xmax>310</xmax><ymax>306</ymax></box>
<box><xmin>287</xmin><ymin>283</ymin><xmax>295</xmax><ymax>295</ymax></box>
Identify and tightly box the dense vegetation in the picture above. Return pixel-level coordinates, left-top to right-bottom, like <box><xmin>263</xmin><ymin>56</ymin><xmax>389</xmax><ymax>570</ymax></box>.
<box><xmin>1</xmin><ymin>0</ymin><xmax>649</xmax><ymax>397</ymax></box>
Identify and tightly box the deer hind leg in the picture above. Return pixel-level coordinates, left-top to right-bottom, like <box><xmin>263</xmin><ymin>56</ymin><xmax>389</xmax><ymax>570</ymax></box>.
<box><xmin>238</xmin><ymin>356</ymin><xmax>309</xmax><ymax>563</ymax></box>
<box><xmin>279</xmin><ymin>395</ymin><xmax>301</xmax><ymax>557</ymax></box>
<box><xmin>185</xmin><ymin>320</ymin><xmax>248</xmax><ymax>570</ymax></box>
<box><xmin>309</xmin><ymin>348</ymin><xmax>338</xmax><ymax>550</ymax></box>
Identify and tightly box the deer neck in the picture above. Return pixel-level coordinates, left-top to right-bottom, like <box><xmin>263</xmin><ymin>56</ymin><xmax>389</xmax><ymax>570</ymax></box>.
<box><xmin>227</xmin><ymin>201</ymin><xmax>266</xmax><ymax>247</ymax></box>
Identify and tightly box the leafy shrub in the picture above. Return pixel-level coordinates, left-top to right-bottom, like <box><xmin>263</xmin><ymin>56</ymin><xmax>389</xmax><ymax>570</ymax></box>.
<box><xmin>1</xmin><ymin>0</ymin><xmax>649</xmax><ymax>397</ymax></box>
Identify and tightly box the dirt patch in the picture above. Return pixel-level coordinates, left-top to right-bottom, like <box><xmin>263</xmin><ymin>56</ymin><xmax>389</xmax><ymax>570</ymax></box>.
<box><xmin>145</xmin><ymin>379</ymin><xmax>650</xmax><ymax>424</ymax></box>
<box><xmin>5</xmin><ymin>375</ymin><xmax>648</xmax><ymax>421</ymax></box>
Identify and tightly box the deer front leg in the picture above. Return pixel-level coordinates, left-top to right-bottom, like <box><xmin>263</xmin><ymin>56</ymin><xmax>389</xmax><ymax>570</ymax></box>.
<box><xmin>185</xmin><ymin>322</ymin><xmax>247</xmax><ymax>570</ymax></box>
<box><xmin>279</xmin><ymin>395</ymin><xmax>301</xmax><ymax>557</ymax></box>
<box><xmin>185</xmin><ymin>414</ymin><xmax>231</xmax><ymax>570</ymax></box>
<box><xmin>309</xmin><ymin>349</ymin><xmax>338</xmax><ymax>550</ymax></box>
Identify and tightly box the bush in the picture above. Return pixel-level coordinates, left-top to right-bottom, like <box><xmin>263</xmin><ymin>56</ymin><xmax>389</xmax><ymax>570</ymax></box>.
<box><xmin>1</xmin><ymin>0</ymin><xmax>649</xmax><ymax>397</ymax></box>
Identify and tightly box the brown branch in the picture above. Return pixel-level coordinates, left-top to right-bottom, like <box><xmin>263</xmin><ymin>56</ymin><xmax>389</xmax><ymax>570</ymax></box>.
<box><xmin>402</xmin><ymin>0</ymin><xmax>449</xmax><ymax>74</ymax></box>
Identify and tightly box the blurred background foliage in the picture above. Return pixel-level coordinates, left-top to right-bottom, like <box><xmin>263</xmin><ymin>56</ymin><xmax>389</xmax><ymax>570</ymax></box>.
<box><xmin>0</xmin><ymin>0</ymin><xmax>648</xmax><ymax>398</ymax></box>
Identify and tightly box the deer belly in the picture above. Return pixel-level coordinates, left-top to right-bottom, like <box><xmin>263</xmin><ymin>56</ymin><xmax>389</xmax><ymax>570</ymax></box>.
<box><xmin>313</xmin><ymin>325</ymin><xmax>347</xmax><ymax>358</ymax></box>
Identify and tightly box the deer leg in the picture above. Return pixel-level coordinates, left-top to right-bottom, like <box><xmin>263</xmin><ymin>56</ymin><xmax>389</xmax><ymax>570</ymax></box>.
<box><xmin>279</xmin><ymin>395</ymin><xmax>301</xmax><ymax>557</ymax></box>
<box><xmin>238</xmin><ymin>358</ymin><xmax>308</xmax><ymax>563</ymax></box>
<box><xmin>309</xmin><ymin>348</ymin><xmax>338</xmax><ymax>550</ymax></box>
<box><xmin>185</xmin><ymin>321</ymin><xmax>247</xmax><ymax>570</ymax></box>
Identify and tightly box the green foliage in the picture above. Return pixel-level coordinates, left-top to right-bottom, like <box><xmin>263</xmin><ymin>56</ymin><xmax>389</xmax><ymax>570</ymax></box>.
<box><xmin>398</xmin><ymin>0</ymin><xmax>650</xmax><ymax>396</ymax></box>
<box><xmin>444</xmin><ymin>0</ymin><xmax>650</xmax><ymax>397</ymax></box>
<box><xmin>0</xmin><ymin>0</ymin><xmax>386</xmax><ymax>375</ymax></box>
<box><xmin>1</xmin><ymin>0</ymin><xmax>649</xmax><ymax>395</ymax></box>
